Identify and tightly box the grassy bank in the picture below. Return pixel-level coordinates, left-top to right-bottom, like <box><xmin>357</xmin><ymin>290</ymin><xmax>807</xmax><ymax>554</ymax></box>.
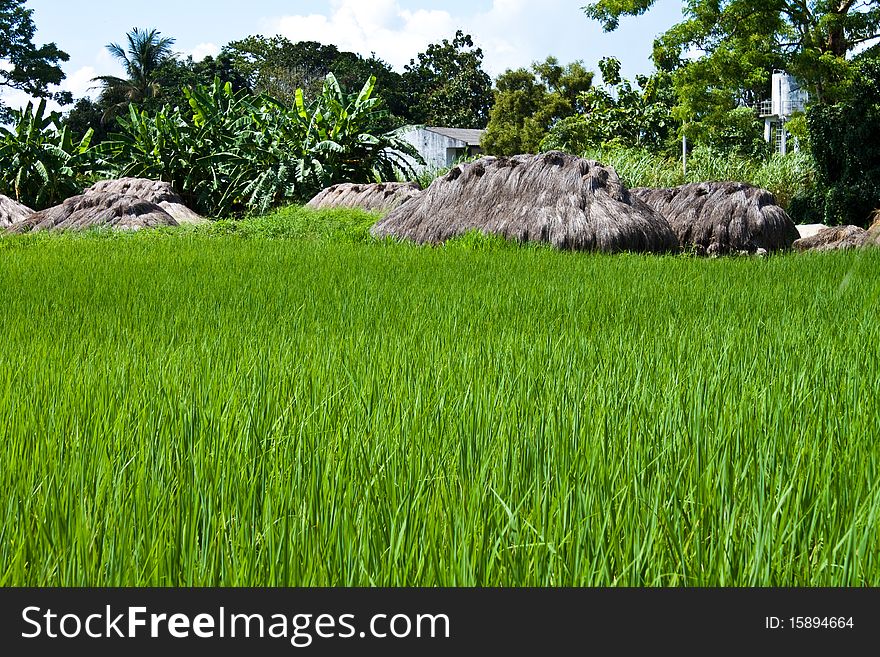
<box><xmin>0</xmin><ymin>222</ymin><xmax>878</xmax><ymax>586</ymax></box>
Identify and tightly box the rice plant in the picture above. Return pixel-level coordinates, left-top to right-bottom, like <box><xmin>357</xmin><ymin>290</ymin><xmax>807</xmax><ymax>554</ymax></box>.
<box><xmin>0</xmin><ymin>223</ymin><xmax>877</xmax><ymax>586</ymax></box>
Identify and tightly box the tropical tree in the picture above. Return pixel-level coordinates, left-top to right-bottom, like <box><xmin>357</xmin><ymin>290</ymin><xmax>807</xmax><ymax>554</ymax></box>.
<box><xmin>543</xmin><ymin>58</ymin><xmax>679</xmax><ymax>156</ymax></box>
<box><xmin>0</xmin><ymin>99</ymin><xmax>93</xmax><ymax>209</ymax></box>
<box><xmin>92</xmin><ymin>28</ymin><xmax>176</xmax><ymax>117</ymax></box>
<box><xmin>482</xmin><ymin>57</ymin><xmax>593</xmax><ymax>155</ymax></box>
<box><xmin>101</xmin><ymin>74</ymin><xmax>422</xmax><ymax>217</ymax></box>
<box><xmin>221</xmin><ymin>36</ymin><xmax>406</xmax><ymax>122</ymax></box>
<box><xmin>0</xmin><ymin>0</ymin><xmax>71</xmax><ymax>122</ymax></box>
<box><xmin>402</xmin><ymin>31</ymin><xmax>493</xmax><ymax>128</ymax></box>
<box><xmin>584</xmin><ymin>0</ymin><xmax>880</xmax><ymax>106</ymax></box>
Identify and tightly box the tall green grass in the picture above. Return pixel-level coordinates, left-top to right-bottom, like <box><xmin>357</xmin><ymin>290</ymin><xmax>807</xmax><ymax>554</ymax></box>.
<box><xmin>581</xmin><ymin>146</ymin><xmax>814</xmax><ymax>210</ymax></box>
<box><xmin>0</xmin><ymin>229</ymin><xmax>878</xmax><ymax>586</ymax></box>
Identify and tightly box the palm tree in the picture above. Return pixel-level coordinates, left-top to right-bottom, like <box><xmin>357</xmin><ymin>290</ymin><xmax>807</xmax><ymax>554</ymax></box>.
<box><xmin>92</xmin><ymin>28</ymin><xmax>176</xmax><ymax>119</ymax></box>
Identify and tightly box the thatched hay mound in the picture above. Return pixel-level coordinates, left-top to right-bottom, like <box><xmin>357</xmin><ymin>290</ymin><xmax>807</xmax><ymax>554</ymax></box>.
<box><xmin>632</xmin><ymin>182</ymin><xmax>799</xmax><ymax>255</ymax></box>
<box><xmin>869</xmin><ymin>211</ymin><xmax>880</xmax><ymax>243</ymax></box>
<box><xmin>8</xmin><ymin>192</ymin><xmax>178</xmax><ymax>233</ymax></box>
<box><xmin>307</xmin><ymin>182</ymin><xmax>422</xmax><ymax>213</ymax></box>
<box><xmin>85</xmin><ymin>178</ymin><xmax>205</xmax><ymax>224</ymax></box>
<box><xmin>0</xmin><ymin>195</ymin><xmax>33</xmax><ymax>228</ymax></box>
<box><xmin>793</xmin><ymin>225</ymin><xmax>868</xmax><ymax>252</ymax></box>
<box><xmin>370</xmin><ymin>152</ymin><xmax>679</xmax><ymax>253</ymax></box>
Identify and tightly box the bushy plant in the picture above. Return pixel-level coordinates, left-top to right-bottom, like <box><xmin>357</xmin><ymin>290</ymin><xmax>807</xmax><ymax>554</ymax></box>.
<box><xmin>796</xmin><ymin>58</ymin><xmax>880</xmax><ymax>226</ymax></box>
<box><xmin>578</xmin><ymin>144</ymin><xmax>813</xmax><ymax>210</ymax></box>
<box><xmin>0</xmin><ymin>99</ymin><xmax>94</xmax><ymax>209</ymax></box>
<box><xmin>101</xmin><ymin>74</ymin><xmax>422</xmax><ymax>217</ymax></box>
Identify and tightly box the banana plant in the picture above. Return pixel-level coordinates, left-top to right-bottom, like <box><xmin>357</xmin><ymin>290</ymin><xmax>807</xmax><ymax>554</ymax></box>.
<box><xmin>0</xmin><ymin>99</ymin><xmax>94</xmax><ymax>209</ymax></box>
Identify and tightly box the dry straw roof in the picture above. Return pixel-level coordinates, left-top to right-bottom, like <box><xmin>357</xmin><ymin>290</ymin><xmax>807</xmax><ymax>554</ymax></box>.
<box><xmin>0</xmin><ymin>195</ymin><xmax>33</xmax><ymax>228</ymax></box>
<box><xmin>371</xmin><ymin>151</ymin><xmax>679</xmax><ymax>253</ymax></box>
<box><xmin>632</xmin><ymin>182</ymin><xmax>799</xmax><ymax>255</ymax></box>
<box><xmin>9</xmin><ymin>193</ymin><xmax>178</xmax><ymax>233</ymax></box>
<box><xmin>85</xmin><ymin>178</ymin><xmax>205</xmax><ymax>224</ymax></box>
<box><xmin>793</xmin><ymin>225</ymin><xmax>869</xmax><ymax>252</ymax></box>
<box><xmin>307</xmin><ymin>182</ymin><xmax>422</xmax><ymax>213</ymax></box>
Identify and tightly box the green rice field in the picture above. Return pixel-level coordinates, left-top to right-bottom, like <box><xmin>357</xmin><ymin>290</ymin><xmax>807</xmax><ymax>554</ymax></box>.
<box><xmin>1</xmin><ymin>211</ymin><xmax>879</xmax><ymax>586</ymax></box>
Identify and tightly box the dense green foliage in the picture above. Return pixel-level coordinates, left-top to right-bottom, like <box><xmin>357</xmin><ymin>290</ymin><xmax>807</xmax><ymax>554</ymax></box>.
<box><xmin>0</xmin><ymin>99</ymin><xmax>93</xmax><ymax>209</ymax></box>
<box><xmin>1</xmin><ymin>222</ymin><xmax>879</xmax><ymax>586</ymax></box>
<box><xmin>0</xmin><ymin>0</ymin><xmax>71</xmax><ymax>123</ymax></box>
<box><xmin>221</xmin><ymin>36</ymin><xmax>406</xmax><ymax>122</ymax></box>
<box><xmin>542</xmin><ymin>58</ymin><xmax>676</xmax><ymax>155</ymax></box>
<box><xmin>585</xmin><ymin>0</ymin><xmax>880</xmax><ymax>104</ymax></box>
<box><xmin>100</xmin><ymin>75</ymin><xmax>420</xmax><ymax>216</ymax></box>
<box><xmin>402</xmin><ymin>31</ymin><xmax>493</xmax><ymax>129</ymax></box>
<box><xmin>482</xmin><ymin>58</ymin><xmax>593</xmax><ymax>155</ymax></box>
<box><xmin>794</xmin><ymin>58</ymin><xmax>880</xmax><ymax>226</ymax></box>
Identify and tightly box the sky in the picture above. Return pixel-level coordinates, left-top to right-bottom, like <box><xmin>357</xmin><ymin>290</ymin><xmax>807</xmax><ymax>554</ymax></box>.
<box><xmin>1</xmin><ymin>0</ymin><xmax>684</xmax><ymax>113</ymax></box>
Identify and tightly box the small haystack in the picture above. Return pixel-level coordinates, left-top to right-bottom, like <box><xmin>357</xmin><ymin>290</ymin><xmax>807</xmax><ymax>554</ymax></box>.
<box><xmin>793</xmin><ymin>225</ymin><xmax>868</xmax><ymax>252</ymax></box>
<box><xmin>869</xmin><ymin>211</ymin><xmax>880</xmax><ymax>243</ymax></box>
<box><xmin>0</xmin><ymin>195</ymin><xmax>33</xmax><ymax>228</ymax></box>
<box><xmin>632</xmin><ymin>182</ymin><xmax>799</xmax><ymax>255</ymax></box>
<box><xmin>370</xmin><ymin>152</ymin><xmax>679</xmax><ymax>253</ymax></box>
<box><xmin>307</xmin><ymin>182</ymin><xmax>422</xmax><ymax>213</ymax></box>
<box><xmin>9</xmin><ymin>192</ymin><xmax>178</xmax><ymax>233</ymax></box>
<box><xmin>84</xmin><ymin>178</ymin><xmax>205</xmax><ymax>224</ymax></box>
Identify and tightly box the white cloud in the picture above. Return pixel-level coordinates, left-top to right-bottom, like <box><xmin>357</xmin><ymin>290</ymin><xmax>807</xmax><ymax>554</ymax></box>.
<box><xmin>189</xmin><ymin>43</ymin><xmax>220</xmax><ymax>62</ymax></box>
<box><xmin>64</xmin><ymin>66</ymin><xmax>99</xmax><ymax>99</ymax></box>
<box><xmin>271</xmin><ymin>0</ymin><xmax>456</xmax><ymax>71</ymax></box>
<box><xmin>266</xmin><ymin>0</ymin><xmax>596</xmax><ymax>78</ymax></box>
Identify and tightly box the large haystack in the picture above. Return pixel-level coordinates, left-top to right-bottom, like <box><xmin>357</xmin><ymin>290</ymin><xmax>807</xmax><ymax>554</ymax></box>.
<box><xmin>793</xmin><ymin>225</ymin><xmax>868</xmax><ymax>252</ymax></box>
<box><xmin>307</xmin><ymin>182</ymin><xmax>422</xmax><ymax>213</ymax></box>
<box><xmin>84</xmin><ymin>178</ymin><xmax>205</xmax><ymax>224</ymax></box>
<box><xmin>632</xmin><ymin>182</ymin><xmax>799</xmax><ymax>255</ymax></box>
<box><xmin>370</xmin><ymin>152</ymin><xmax>679</xmax><ymax>253</ymax></box>
<box><xmin>9</xmin><ymin>192</ymin><xmax>178</xmax><ymax>233</ymax></box>
<box><xmin>0</xmin><ymin>195</ymin><xmax>33</xmax><ymax>228</ymax></box>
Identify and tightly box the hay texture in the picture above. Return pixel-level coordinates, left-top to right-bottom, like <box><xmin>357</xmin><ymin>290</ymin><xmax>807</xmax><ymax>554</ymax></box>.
<box><xmin>9</xmin><ymin>192</ymin><xmax>178</xmax><ymax>233</ymax></box>
<box><xmin>370</xmin><ymin>152</ymin><xmax>678</xmax><ymax>253</ymax></box>
<box><xmin>632</xmin><ymin>182</ymin><xmax>799</xmax><ymax>255</ymax></box>
<box><xmin>869</xmin><ymin>211</ymin><xmax>880</xmax><ymax>244</ymax></box>
<box><xmin>84</xmin><ymin>178</ymin><xmax>205</xmax><ymax>224</ymax></box>
<box><xmin>793</xmin><ymin>225</ymin><xmax>868</xmax><ymax>252</ymax></box>
<box><xmin>307</xmin><ymin>182</ymin><xmax>422</xmax><ymax>213</ymax></box>
<box><xmin>0</xmin><ymin>195</ymin><xmax>33</xmax><ymax>228</ymax></box>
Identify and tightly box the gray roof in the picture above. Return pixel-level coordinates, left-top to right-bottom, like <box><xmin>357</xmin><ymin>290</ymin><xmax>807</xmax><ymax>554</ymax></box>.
<box><xmin>425</xmin><ymin>127</ymin><xmax>485</xmax><ymax>147</ymax></box>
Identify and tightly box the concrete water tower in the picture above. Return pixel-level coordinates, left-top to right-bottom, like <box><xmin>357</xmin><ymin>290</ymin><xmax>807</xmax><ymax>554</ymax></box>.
<box><xmin>759</xmin><ymin>70</ymin><xmax>809</xmax><ymax>155</ymax></box>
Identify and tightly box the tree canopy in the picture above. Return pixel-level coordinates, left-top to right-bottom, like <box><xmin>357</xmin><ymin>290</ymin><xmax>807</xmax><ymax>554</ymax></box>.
<box><xmin>0</xmin><ymin>0</ymin><xmax>71</xmax><ymax>122</ymax></box>
<box><xmin>402</xmin><ymin>30</ymin><xmax>493</xmax><ymax>128</ymax></box>
<box><xmin>584</xmin><ymin>0</ymin><xmax>880</xmax><ymax>105</ymax></box>
<box><xmin>482</xmin><ymin>57</ymin><xmax>593</xmax><ymax>155</ymax></box>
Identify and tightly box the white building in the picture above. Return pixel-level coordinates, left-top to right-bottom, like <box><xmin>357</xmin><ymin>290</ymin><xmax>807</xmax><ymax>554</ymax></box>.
<box><xmin>759</xmin><ymin>70</ymin><xmax>810</xmax><ymax>154</ymax></box>
<box><xmin>398</xmin><ymin>127</ymin><xmax>486</xmax><ymax>174</ymax></box>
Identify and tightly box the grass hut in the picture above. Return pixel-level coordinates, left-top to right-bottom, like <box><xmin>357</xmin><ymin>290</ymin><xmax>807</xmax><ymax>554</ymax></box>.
<box><xmin>9</xmin><ymin>193</ymin><xmax>178</xmax><ymax>233</ymax></box>
<box><xmin>793</xmin><ymin>225</ymin><xmax>868</xmax><ymax>252</ymax></box>
<box><xmin>85</xmin><ymin>178</ymin><xmax>205</xmax><ymax>224</ymax></box>
<box><xmin>370</xmin><ymin>152</ymin><xmax>679</xmax><ymax>253</ymax></box>
<box><xmin>632</xmin><ymin>182</ymin><xmax>799</xmax><ymax>255</ymax></box>
<box><xmin>307</xmin><ymin>182</ymin><xmax>422</xmax><ymax>213</ymax></box>
<box><xmin>0</xmin><ymin>195</ymin><xmax>33</xmax><ymax>228</ymax></box>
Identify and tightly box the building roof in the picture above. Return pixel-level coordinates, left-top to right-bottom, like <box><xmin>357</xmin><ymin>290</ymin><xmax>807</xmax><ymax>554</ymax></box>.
<box><xmin>425</xmin><ymin>127</ymin><xmax>485</xmax><ymax>147</ymax></box>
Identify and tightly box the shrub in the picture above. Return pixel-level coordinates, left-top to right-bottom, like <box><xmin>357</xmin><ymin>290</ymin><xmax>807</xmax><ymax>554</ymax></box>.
<box><xmin>0</xmin><ymin>99</ymin><xmax>94</xmax><ymax>209</ymax></box>
<box><xmin>101</xmin><ymin>75</ymin><xmax>422</xmax><ymax>217</ymax></box>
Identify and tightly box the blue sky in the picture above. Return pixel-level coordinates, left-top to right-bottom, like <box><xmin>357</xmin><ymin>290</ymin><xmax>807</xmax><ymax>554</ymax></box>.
<box><xmin>3</xmin><ymin>0</ymin><xmax>683</xmax><ymax>111</ymax></box>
